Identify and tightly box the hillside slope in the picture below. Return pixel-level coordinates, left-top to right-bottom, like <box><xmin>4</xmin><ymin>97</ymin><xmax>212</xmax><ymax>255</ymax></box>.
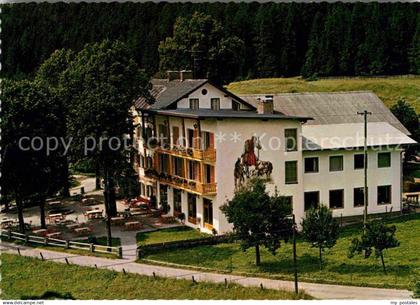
<box><xmin>227</xmin><ymin>76</ymin><xmax>420</xmax><ymax>112</ymax></box>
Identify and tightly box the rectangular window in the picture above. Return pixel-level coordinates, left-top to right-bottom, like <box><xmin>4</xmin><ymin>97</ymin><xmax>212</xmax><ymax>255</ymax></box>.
<box><xmin>329</xmin><ymin>189</ymin><xmax>344</xmax><ymax>209</ymax></box>
<box><xmin>304</xmin><ymin>157</ymin><xmax>319</xmax><ymax>173</ymax></box>
<box><xmin>378</xmin><ymin>152</ymin><xmax>391</xmax><ymax>168</ymax></box>
<box><xmin>285</xmin><ymin>161</ymin><xmax>298</xmax><ymax>184</ymax></box>
<box><xmin>159</xmin><ymin>123</ymin><xmax>169</xmax><ymax>147</ymax></box>
<box><xmin>304</xmin><ymin>191</ymin><xmax>320</xmax><ymax>211</ymax></box>
<box><xmin>140</xmin><ymin>183</ymin><xmax>145</xmax><ymax>196</ymax></box>
<box><xmin>160</xmin><ymin>185</ymin><xmax>168</xmax><ymax>207</ymax></box>
<box><xmin>172</xmin><ymin>126</ymin><xmax>180</xmax><ymax>146</ymax></box>
<box><xmin>353</xmin><ymin>187</ymin><xmax>366</xmax><ymax>207</ymax></box>
<box><xmin>188</xmin><ymin>193</ymin><xmax>197</xmax><ymax>220</ymax></box>
<box><xmin>187</xmin><ymin>129</ymin><xmax>194</xmax><ymax>148</ymax></box>
<box><xmin>285</xmin><ymin>129</ymin><xmax>298</xmax><ymax>152</ymax></box>
<box><xmin>173</xmin><ymin>188</ymin><xmax>182</xmax><ymax>213</ymax></box>
<box><xmin>354</xmin><ymin>154</ymin><xmax>366</xmax><ymax>169</ymax></box>
<box><xmin>189</xmin><ymin>98</ymin><xmax>199</xmax><ymax>110</ymax></box>
<box><xmin>211</xmin><ymin>98</ymin><xmax>220</xmax><ymax>111</ymax></box>
<box><xmin>378</xmin><ymin>185</ymin><xmax>391</xmax><ymax>205</ymax></box>
<box><xmin>204</xmin><ymin>164</ymin><xmax>215</xmax><ymax>183</ymax></box>
<box><xmin>232</xmin><ymin>100</ymin><xmax>240</xmax><ymax>111</ymax></box>
<box><xmin>203</xmin><ymin>198</ymin><xmax>213</xmax><ymax>225</ymax></box>
<box><xmin>188</xmin><ymin>160</ymin><xmax>199</xmax><ymax>180</ymax></box>
<box><xmin>202</xmin><ymin>131</ymin><xmax>214</xmax><ymax>150</ymax></box>
<box><xmin>159</xmin><ymin>154</ymin><xmax>169</xmax><ymax>174</ymax></box>
<box><xmin>173</xmin><ymin>157</ymin><xmax>184</xmax><ymax>177</ymax></box>
<box><xmin>330</xmin><ymin>156</ymin><xmax>343</xmax><ymax>172</ymax></box>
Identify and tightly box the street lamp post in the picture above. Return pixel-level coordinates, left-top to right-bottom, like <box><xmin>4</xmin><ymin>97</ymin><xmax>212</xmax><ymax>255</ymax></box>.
<box><xmin>357</xmin><ymin>110</ymin><xmax>372</xmax><ymax>227</ymax></box>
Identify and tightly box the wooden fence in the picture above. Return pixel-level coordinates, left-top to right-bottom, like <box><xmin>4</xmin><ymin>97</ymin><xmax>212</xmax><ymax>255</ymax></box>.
<box><xmin>1</xmin><ymin>230</ymin><xmax>123</xmax><ymax>258</ymax></box>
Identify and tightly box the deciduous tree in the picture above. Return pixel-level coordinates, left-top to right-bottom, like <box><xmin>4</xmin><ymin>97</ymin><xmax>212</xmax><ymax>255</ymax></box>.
<box><xmin>301</xmin><ymin>206</ymin><xmax>340</xmax><ymax>269</ymax></box>
<box><xmin>348</xmin><ymin>220</ymin><xmax>400</xmax><ymax>274</ymax></box>
<box><xmin>220</xmin><ymin>179</ymin><xmax>293</xmax><ymax>266</ymax></box>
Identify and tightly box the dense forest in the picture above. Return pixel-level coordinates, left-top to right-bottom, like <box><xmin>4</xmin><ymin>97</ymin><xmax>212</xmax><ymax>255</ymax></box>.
<box><xmin>2</xmin><ymin>2</ymin><xmax>420</xmax><ymax>83</ymax></box>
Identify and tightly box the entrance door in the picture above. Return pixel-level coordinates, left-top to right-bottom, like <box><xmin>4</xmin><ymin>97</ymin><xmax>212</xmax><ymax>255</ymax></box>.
<box><xmin>203</xmin><ymin>198</ymin><xmax>213</xmax><ymax>229</ymax></box>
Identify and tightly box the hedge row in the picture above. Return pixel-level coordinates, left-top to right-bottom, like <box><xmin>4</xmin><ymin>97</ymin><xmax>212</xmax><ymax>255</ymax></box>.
<box><xmin>137</xmin><ymin>235</ymin><xmax>231</xmax><ymax>258</ymax></box>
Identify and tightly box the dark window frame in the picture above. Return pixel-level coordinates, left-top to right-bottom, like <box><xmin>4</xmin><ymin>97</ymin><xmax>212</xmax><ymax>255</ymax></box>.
<box><xmin>378</xmin><ymin>152</ymin><xmax>391</xmax><ymax>168</ymax></box>
<box><xmin>354</xmin><ymin>153</ymin><xmax>366</xmax><ymax>170</ymax></box>
<box><xmin>210</xmin><ymin>98</ymin><xmax>220</xmax><ymax>111</ymax></box>
<box><xmin>377</xmin><ymin>185</ymin><xmax>392</xmax><ymax>205</ymax></box>
<box><xmin>285</xmin><ymin>128</ymin><xmax>298</xmax><ymax>152</ymax></box>
<box><xmin>304</xmin><ymin>191</ymin><xmax>320</xmax><ymax>211</ymax></box>
<box><xmin>329</xmin><ymin>155</ymin><xmax>344</xmax><ymax>172</ymax></box>
<box><xmin>353</xmin><ymin>187</ymin><xmax>366</xmax><ymax>207</ymax></box>
<box><xmin>304</xmin><ymin>157</ymin><xmax>319</xmax><ymax>173</ymax></box>
<box><xmin>285</xmin><ymin>160</ymin><xmax>298</xmax><ymax>184</ymax></box>
<box><xmin>329</xmin><ymin>189</ymin><xmax>344</xmax><ymax>209</ymax></box>
<box><xmin>189</xmin><ymin>98</ymin><xmax>199</xmax><ymax>110</ymax></box>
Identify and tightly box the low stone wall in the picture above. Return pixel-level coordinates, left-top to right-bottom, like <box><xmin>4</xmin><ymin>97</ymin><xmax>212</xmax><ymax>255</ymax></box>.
<box><xmin>137</xmin><ymin>234</ymin><xmax>231</xmax><ymax>259</ymax></box>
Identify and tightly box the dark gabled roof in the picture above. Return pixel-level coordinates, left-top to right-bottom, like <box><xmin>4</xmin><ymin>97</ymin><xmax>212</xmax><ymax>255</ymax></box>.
<box><xmin>135</xmin><ymin>79</ymin><xmax>255</xmax><ymax>110</ymax></box>
<box><xmin>239</xmin><ymin>91</ymin><xmax>410</xmax><ymax>135</ymax></box>
<box><xmin>142</xmin><ymin>108</ymin><xmax>311</xmax><ymax>121</ymax></box>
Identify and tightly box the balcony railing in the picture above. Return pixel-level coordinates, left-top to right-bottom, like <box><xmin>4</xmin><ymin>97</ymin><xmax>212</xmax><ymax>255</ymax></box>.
<box><xmin>157</xmin><ymin>174</ymin><xmax>217</xmax><ymax>195</ymax></box>
<box><xmin>156</xmin><ymin>145</ymin><xmax>216</xmax><ymax>163</ymax></box>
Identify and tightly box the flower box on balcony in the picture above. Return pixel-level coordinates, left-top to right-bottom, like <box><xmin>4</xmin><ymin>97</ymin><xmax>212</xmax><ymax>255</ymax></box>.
<box><xmin>188</xmin><ymin>216</ymin><xmax>197</xmax><ymax>225</ymax></box>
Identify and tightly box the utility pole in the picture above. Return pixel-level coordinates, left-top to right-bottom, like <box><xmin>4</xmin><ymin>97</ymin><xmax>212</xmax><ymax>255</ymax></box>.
<box><xmin>357</xmin><ymin>110</ymin><xmax>372</xmax><ymax>227</ymax></box>
<box><xmin>292</xmin><ymin>214</ymin><xmax>298</xmax><ymax>294</ymax></box>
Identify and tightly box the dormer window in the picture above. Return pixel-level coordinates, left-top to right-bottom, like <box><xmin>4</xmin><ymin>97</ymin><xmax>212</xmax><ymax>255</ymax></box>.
<box><xmin>190</xmin><ymin>98</ymin><xmax>199</xmax><ymax>110</ymax></box>
<box><xmin>211</xmin><ymin>98</ymin><xmax>220</xmax><ymax>111</ymax></box>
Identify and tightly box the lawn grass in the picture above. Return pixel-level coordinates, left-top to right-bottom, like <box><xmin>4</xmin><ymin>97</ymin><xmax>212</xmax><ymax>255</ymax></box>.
<box><xmin>136</xmin><ymin>226</ymin><xmax>210</xmax><ymax>246</ymax></box>
<box><xmin>141</xmin><ymin>214</ymin><xmax>420</xmax><ymax>290</ymax></box>
<box><xmin>1</xmin><ymin>254</ymin><xmax>311</xmax><ymax>300</ymax></box>
<box><xmin>226</xmin><ymin>76</ymin><xmax>420</xmax><ymax>113</ymax></box>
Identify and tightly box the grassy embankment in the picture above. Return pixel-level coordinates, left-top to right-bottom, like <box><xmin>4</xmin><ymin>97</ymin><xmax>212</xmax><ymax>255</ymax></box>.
<box><xmin>1</xmin><ymin>253</ymin><xmax>310</xmax><ymax>299</ymax></box>
<box><xmin>140</xmin><ymin>214</ymin><xmax>420</xmax><ymax>290</ymax></box>
<box><xmin>136</xmin><ymin>226</ymin><xmax>210</xmax><ymax>246</ymax></box>
<box><xmin>227</xmin><ymin>76</ymin><xmax>420</xmax><ymax>112</ymax></box>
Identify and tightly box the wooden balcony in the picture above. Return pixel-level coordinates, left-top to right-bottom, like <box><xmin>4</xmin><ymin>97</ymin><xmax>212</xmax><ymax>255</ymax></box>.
<box><xmin>158</xmin><ymin>174</ymin><xmax>217</xmax><ymax>195</ymax></box>
<box><xmin>156</xmin><ymin>145</ymin><xmax>216</xmax><ymax>164</ymax></box>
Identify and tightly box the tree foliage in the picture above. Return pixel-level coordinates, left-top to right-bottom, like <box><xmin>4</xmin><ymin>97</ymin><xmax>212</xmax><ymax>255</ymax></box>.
<box><xmin>220</xmin><ymin>179</ymin><xmax>293</xmax><ymax>265</ymax></box>
<box><xmin>0</xmin><ymin>79</ymin><xmax>66</xmax><ymax>231</ymax></box>
<box><xmin>348</xmin><ymin>220</ymin><xmax>400</xmax><ymax>274</ymax></box>
<box><xmin>301</xmin><ymin>206</ymin><xmax>340</xmax><ymax>269</ymax></box>
<box><xmin>158</xmin><ymin>12</ymin><xmax>244</xmax><ymax>84</ymax></box>
<box><xmin>3</xmin><ymin>3</ymin><xmax>417</xmax><ymax>82</ymax></box>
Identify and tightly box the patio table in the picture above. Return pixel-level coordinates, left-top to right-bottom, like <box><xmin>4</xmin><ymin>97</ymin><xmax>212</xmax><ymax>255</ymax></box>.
<box><xmin>86</xmin><ymin>210</ymin><xmax>103</xmax><ymax>219</ymax></box>
<box><xmin>111</xmin><ymin>216</ymin><xmax>125</xmax><ymax>225</ymax></box>
<box><xmin>66</xmin><ymin>223</ymin><xmax>80</xmax><ymax>230</ymax></box>
<box><xmin>32</xmin><ymin>228</ymin><xmax>47</xmax><ymax>236</ymax></box>
<box><xmin>74</xmin><ymin>227</ymin><xmax>91</xmax><ymax>236</ymax></box>
<box><xmin>124</xmin><ymin>221</ymin><xmax>142</xmax><ymax>231</ymax></box>
<box><xmin>48</xmin><ymin>200</ymin><xmax>61</xmax><ymax>207</ymax></box>
<box><xmin>1</xmin><ymin>219</ymin><xmax>15</xmax><ymax>228</ymax></box>
<box><xmin>46</xmin><ymin>232</ymin><xmax>62</xmax><ymax>239</ymax></box>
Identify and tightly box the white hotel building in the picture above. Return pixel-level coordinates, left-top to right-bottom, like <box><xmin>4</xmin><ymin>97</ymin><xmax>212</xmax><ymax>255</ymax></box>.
<box><xmin>132</xmin><ymin>71</ymin><xmax>416</xmax><ymax>233</ymax></box>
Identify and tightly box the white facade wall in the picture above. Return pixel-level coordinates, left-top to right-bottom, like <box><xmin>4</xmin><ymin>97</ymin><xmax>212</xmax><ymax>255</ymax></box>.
<box><xmin>302</xmin><ymin>149</ymin><xmax>402</xmax><ymax>217</ymax></box>
<box><xmin>176</xmin><ymin>83</ymin><xmax>250</xmax><ymax>110</ymax></box>
<box><xmin>214</xmin><ymin>119</ymin><xmax>304</xmax><ymax>233</ymax></box>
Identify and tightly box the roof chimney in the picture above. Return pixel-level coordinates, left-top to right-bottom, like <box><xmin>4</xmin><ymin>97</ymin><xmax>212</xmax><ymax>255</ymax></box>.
<box><xmin>257</xmin><ymin>95</ymin><xmax>274</xmax><ymax>114</ymax></box>
<box><xmin>180</xmin><ymin>70</ymin><xmax>193</xmax><ymax>81</ymax></box>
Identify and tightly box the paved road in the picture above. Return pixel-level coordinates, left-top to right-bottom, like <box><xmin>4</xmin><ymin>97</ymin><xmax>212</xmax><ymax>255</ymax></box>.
<box><xmin>1</xmin><ymin>242</ymin><xmax>412</xmax><ymax>300</ymax></box>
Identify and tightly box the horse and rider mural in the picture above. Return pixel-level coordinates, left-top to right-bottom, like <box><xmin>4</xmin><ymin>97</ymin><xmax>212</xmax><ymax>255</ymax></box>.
<box><xmin>234</xmin><ymin>136</ymin><xmax>273</xmax><ymax>189</ymax></box>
